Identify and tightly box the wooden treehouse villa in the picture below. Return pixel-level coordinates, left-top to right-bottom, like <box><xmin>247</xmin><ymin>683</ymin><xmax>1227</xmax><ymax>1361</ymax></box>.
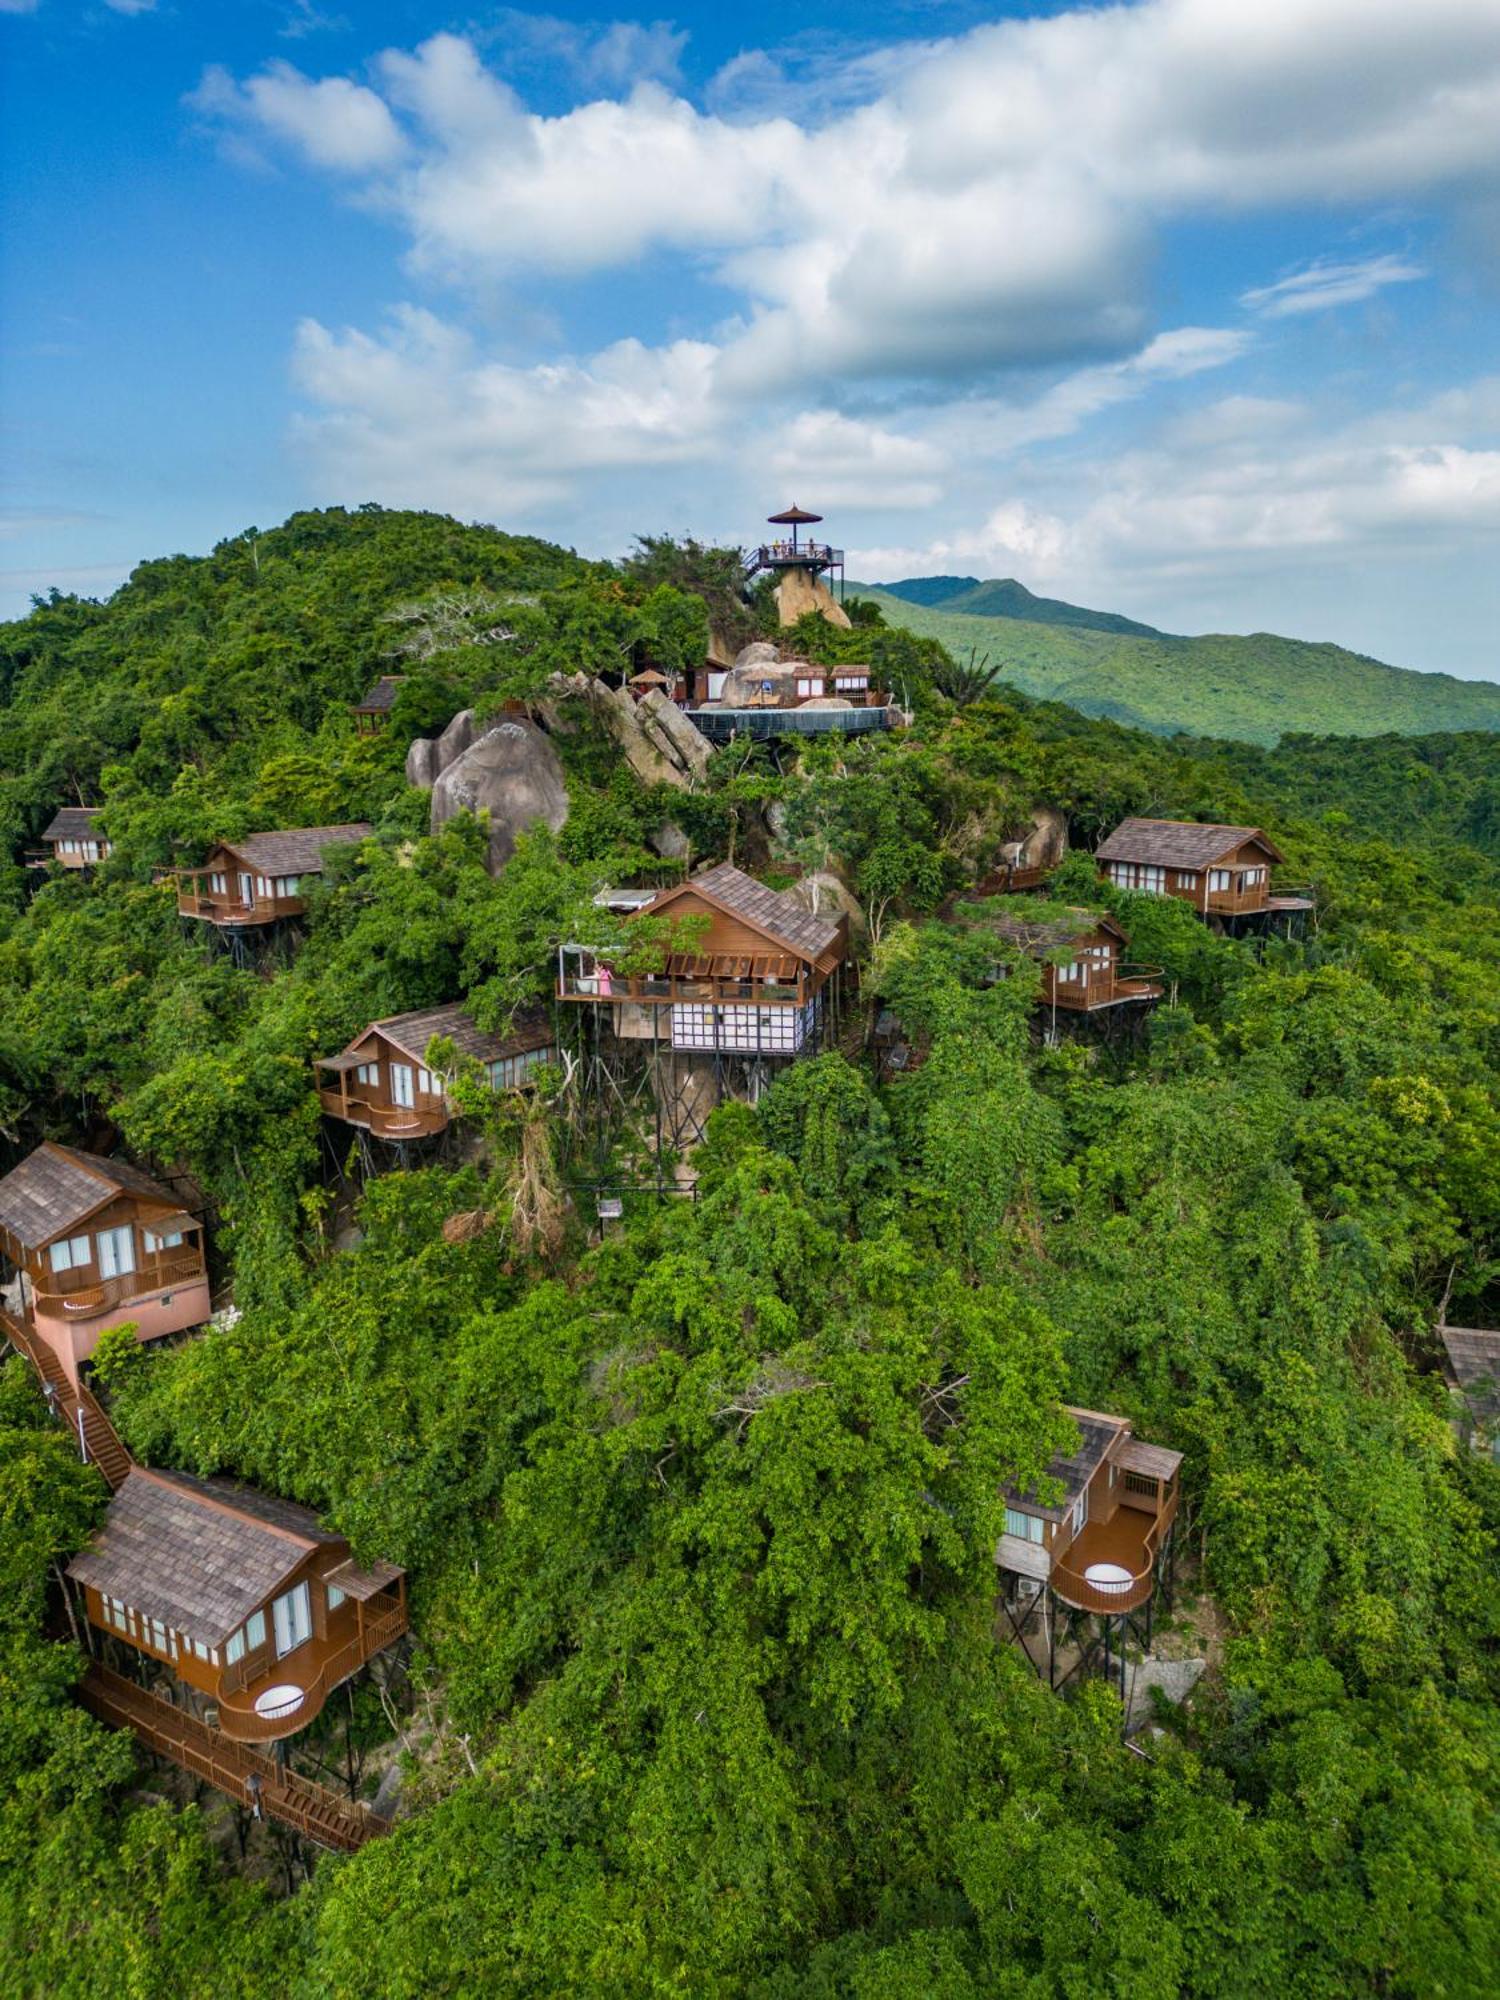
<box><xmin>559</xmin><ymin>862</ymin><xmax>851</xmax><ymax>1149</ymax></box>
<box><xmin>175</xmin><ymin>824</ymin><xmax>371</xmax><ymax>933</ymax></box>
<box><xmin>0</xmin><ymin>1143</ymin><xmax>210</xmax><ymax>1390</ymax></box>
<box><xmin>34</xmin><ymin>805</ymin><xmax>112</xmax><ymax>870</ymax></box>
<box><xmin>317</xmin><ymin>1003</ymin><xmax>557</xmax><ymax>1158</ymax></box>
<box><xmin>979</xmin><ymin>908</ymin><xmax>1163</xmax><ymax>1031</ymax></box>
<box><xmin>351</xmin><ymin>676</ymin><xmax>406</xmax><ymax>734</ymax></box>
<box><xmin>64</xmin><ymin>1466</ymin><xmax>405</xmax><ymax>1852</ymax></box>
<box><xmin>997</xmin><ymin>1407</ymin><xmax>1182</xmax><ymax>1694</ymax></box>
<box><xmin>1095</xmin><ymin>819</ymin><xmax>1312</xmax><ymax>934</ymax></box>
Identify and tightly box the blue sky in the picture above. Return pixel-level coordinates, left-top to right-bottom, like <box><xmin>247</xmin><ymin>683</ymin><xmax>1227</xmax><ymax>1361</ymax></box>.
<box><xmin>4</xmin><ymin>0</ymin><xmax>1500</xmax><ymax>676</ymax></box>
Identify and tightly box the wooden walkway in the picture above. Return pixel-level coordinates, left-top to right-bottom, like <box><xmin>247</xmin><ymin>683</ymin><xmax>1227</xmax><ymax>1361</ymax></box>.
<box><xmin>79</xmin><ymin>1664</ymin><xmax>389</xmax><ymax>1853</ymax></box>
<box><xmin>3</xmin><ymin>1310</ymin><xmax>395</xmax><ymax>1855</ymax></box>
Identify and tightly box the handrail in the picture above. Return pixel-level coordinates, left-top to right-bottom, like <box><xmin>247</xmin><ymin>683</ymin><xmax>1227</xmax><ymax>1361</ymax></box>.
<box><xmin>216</xmin><ymin>1599</ymin><xmax>407</xmax><ymax>1743</ymax></box>
<box><xmin>558</xmin><ymin>975</ymin><xmax>808</xmax><ymax>1005</ymax></box>
<box><xmin>1051</xmin><ymin>1490</ymin><xmax>1176</xmax><ymax>1615</ymax></box>
<box><xmin>32</xmin><ymin>1253</ymin><xmax>205</xmax><ymax>1317</ymax></box>
<box><xmin>317</xmin><ymin>1088</ymin><xmax>450</xmax><ymax>1138</ymax></box>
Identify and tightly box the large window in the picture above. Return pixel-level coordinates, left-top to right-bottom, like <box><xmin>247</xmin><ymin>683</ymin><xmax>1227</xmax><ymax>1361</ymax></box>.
<box><xmin>795</xmin><ymin>677</ymin><xmax>824</xmax><ymax>699</ymax></box>
<box><xmin>1108</xmin><ymin>862</ymin><xmax>1166</xmax><ymax>894</ymax></box>
<box><xmin>354</xmin><ymin>1061</ymin><xmax>379</xmax><ymax>1086</ymax></box>
<box><xmin>1208</xmin><ymin>869</ymin><xmax>1231</xmax><ymax>893</ymax></box>
<box><xmin>144</xmin><ymin>1228</ymin><xmax>185</xmax><ymax>1253</ymax></box>
<box><xmin>48</xmin><ymin>1233</ymin><xmax>92</xmax><ymax>1274</ymax></box>
<box><xmin>1004</xmin><ymin>1508</ymin><xmax>1045</xmax><ymax>1543</ymax></box>
<box><xmin>669</xmin><ymin>1002</ymin><xmax>817</xmax><ymax>1054</ymax></box>
<box><xmin>225</xmin><ymin>1608</ymin><xmax>267</xmax><ymax>1665</ymax></box>
<box><xmin>489</xmin><ymin>1046</ymin><xmax>555</xmax><ymax>1091</ymax></box>
<box><xmin>390</xmin><ymin>1063</ymin><xmax>415</xmax><ymax>1108</ymax></box>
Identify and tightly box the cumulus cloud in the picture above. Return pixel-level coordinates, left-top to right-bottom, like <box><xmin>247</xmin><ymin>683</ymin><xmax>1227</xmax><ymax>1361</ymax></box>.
<box><xmin>484</xmin><ymin>11</ymin><xmax>689</xmax><ymax>92</ymax></box>
<box><xmin>188</xmin><ymin>60</ymin><xmax>406</xmax><ymax>174</ymax></box>
<box><xmin>1241</xmin><ymin>253</ymin><xmax>1427</xmax><ymax>317</ymax></box>
<box><xmin>291</xmin><ymin>305</ymin><xmax>722</xmax><ymax>512</ymax></box>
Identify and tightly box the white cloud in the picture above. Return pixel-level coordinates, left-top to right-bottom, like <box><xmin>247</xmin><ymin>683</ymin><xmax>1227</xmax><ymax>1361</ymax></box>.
<box><xmin>1241</xmin><ymin>253</ymin><xmax>1427</xmax><ymax>317</ymax></box>
<box><xmin>770</xmin><ymin>411</ymin><xmax>946</xmax><ymax>510</ymax></box>
<box><xmin>486</xmin><ymin>11</ymin><xmax>689</xmax><ymax>92</ymax></box>
<box><xmin>290</xmin><ymin>305</ymin><xmax>722</xmax><ymax>512</ymax></box>
<box><xmin>188</xmin><ymin>60</ymin><xmax>407</xmax><ymax>174</ymax></box>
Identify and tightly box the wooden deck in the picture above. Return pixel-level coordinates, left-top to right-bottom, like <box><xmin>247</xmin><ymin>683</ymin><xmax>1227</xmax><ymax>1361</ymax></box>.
<box><xmin>216</xmin><ymin>1598</ymin><xmax>408</xmax><ymax>1743</ymax></box>
<box><xmin>78</xmin><ymin>1664</ymin><xmax>388</xmax><ymax>1852</ymax></box>
<box><xmin>2</xmin><ymin>1308</ymin><xmax>131</xmax><ymax>1487</ymax></box>
<box><xmin>317</xmin><ymin>1087</ymin><xmax>449</xmax><ymax>1140</ymax></box>
<box><xmin>1051</xmin><ymin>1489</ymin><xmax>1177</xmax><ymax>1614</ymax></box>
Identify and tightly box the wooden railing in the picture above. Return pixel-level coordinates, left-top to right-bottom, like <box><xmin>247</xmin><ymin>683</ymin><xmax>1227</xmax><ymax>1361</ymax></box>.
<box><xmin>176</xmin><ymin>878</ymin><xmax>305</xmax><ymax>925</ymax></box>
<box><xmin>559</xmin><ymin>974</ymin><xmax>808</xmax><ymax>1006</ymax></box>
<box><xmin>32</xmin><ymin>1252</ymin><xmax>205</xmax><ymax>1318</ymax></box>
<box><xmin>1045</xmin><ymin>964</ymin><xmax>1164</xmax><ymax>1013</ymax></box>
<box><xmin>216</xmin><ymin>1598</ymin><xmax>408</xmax><ymax>1743</ymax></box>
<box><xmin>1051</xmin><ymin>1487</ymin><xmax>1178</xmax><ymax>1615</ymax></box>
<box><xmin>317</xmin><ymin>1088</ymin><xmax>450</xmax><ymax>1138</ymax></box>
<box><xmin>79</xmin><ymin>1664</ymin><xmax>389</xmax><ymax>1852</ymax></box>
<box><xmin>1</xmin><ymin>1308</ymin><xmax>132</xmax><ymax>1487</ymax></box>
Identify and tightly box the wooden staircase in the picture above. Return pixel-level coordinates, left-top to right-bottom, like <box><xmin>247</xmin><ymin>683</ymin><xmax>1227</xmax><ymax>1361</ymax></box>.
<box><xmin>78</xmin><ymin>1664</ymin><xmax>389</xmax><ymax>1853</ymax></box>
<box><xmin>1</xmin><ymin>1308</ymin><xmax>132</xmax><ymax>1488</ymax></box>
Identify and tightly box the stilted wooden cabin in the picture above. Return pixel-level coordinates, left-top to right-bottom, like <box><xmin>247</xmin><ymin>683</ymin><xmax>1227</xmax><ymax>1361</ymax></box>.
<box><xmin>1439</xmin><ymin>1325</ymin><xmax>1500</xmax><ymax>1464</ymax></box>
<box><xmin>998</xmin><ymin>1407</ymin><xmax>1181</xmax><ymax>1691</ymax></box>
<box><xmin>351</xmin><ymin>676</ymin><xmax>405</xmax><ymax>734</ymax></box>
<box><xmin>0</xmin><ymin>1144</ymin><xmax>210</xmax><ymax>1390</ymax></box>
<box><xmin>977</xmin><ymin>908</ymin><xmax>1163</xmax><ymax>1017</ymax></box>
<box><xmin>560</xmin><ymin>863</ymin><xmax>848</xmax><ymax>1060</ymax></box>
<box><xmin>38</xmin><ymin>806</ymin><xmax>111</xmax><ymax>869</ymax></box>
<box><xmin>175</xmin><ymin>824</ymin><xmax>371</xmax><ymax>928</ymax></box>
<box><xmin>317</xmin><ymin>1004</ymin><xmax>556</xmax><ymax>1142</ymax></box>
<box><xmin>69</xmin><ymin>1468</ymin><xmax>407</xmax><ymax>1745</ymax></box>
<box><xmin>1095</xmin><ymin>819</ymin><xmax>1312</xmax><ymax>929</ymax></box>
<box><xmin>560</xmin><ymin>864</ymin><xmax>850</xmax><ymax>1150</ymax></box>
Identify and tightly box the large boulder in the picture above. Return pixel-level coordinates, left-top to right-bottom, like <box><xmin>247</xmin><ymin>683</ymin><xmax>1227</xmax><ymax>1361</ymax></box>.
<box><xmin>999</xmin><ymin>806</ymin><xmax>1068</xmax><ymax>873</ymax></box>
<box><xmin>773</xmin><ymin>565</ymin><xmax>852</xmax><ymax>630</ymax></box>
<box><xmin>405</xmin><ymin>733</ymin><xmax>441</xmax><ymax>791</ymax></box>
<box><xmin>785</xmin><ymin>869</ymin><xmax>866</xmax><ymax>941</ymax></box>
<box><xmin>569</xmin><ymin>677</ymin><xmax>712</xmax><ymax>790</ymax></box>
<box><xmin>430</xmin><ymin>717</ymin><xmax>569</xmax><ymax>874</ymax></box>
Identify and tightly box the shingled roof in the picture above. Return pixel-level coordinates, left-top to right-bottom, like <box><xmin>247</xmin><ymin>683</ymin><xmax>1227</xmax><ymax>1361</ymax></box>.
<box><xmin>0</xmin><ymin>1143</ymin><xmax>187</xmax><ymax>1253</ymax></box>
<box><xmin>352</xmin><ymin>1003</ymin><xmax>552</xmax><ymax>1068</ymax></box>
<box><xmin>1095</xmin><ymin>818</ymin><xmax>1283</xmax><ymax>869</ymax></box>
<box><xmin>1006</xmin><ymin>1406</ymin><xmax>1129</xmax><ymax>1521</ymax></box>
<box><xmin>1440</xmin><ymin>1326</ymin><xmax>1500</xmax><ymax>1429</ymax></box>
<box><xmin>218</xmin><ymin>824</ymin><xmax>372</xmax><ymax>875</ymax></box>
<box><xmin>680</xmin><ymin>862</ymin><xmax>843</xmax><ymax>963</ymax></box>
<box><xmin>42</xmin><ymin>806</ymin><xmax>106</xmax><ymax>842</ymax></box>
<box><xmin>966</xmin><ymin>906</ymin><xmax>1125</xmax><ymax>956</ymax></box>
<box><xmin>353</xmin><ymin>675</ymin><xmax>405</xmax><ymax>714</ymax></box>
<box><xmin>68</xmin><ymin>1467</ymin><xmax>343</xmax><ymax>1649</ymax></box>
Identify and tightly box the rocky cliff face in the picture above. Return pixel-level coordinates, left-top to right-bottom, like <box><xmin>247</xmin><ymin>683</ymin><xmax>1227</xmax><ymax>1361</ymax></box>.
<box><xmin>773</xmin><ymin>564</ymin><xmax>852</xmax><ymax>630</ymax></box>
<box><xmin>406</xmin><ymin>709</ymin><xmax>569</xmax><ymax>875</ymax></box>
<box><xmin>564</xmin><ymin>677</ymin><xmax>713</xmax><ymax>790</ymax></box>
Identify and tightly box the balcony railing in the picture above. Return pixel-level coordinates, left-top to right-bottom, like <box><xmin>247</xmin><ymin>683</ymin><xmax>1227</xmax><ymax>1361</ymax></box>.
<box><xmin>32</xmin><ymin>1252</ymin><xmax>205</xmax><ymax>1319</ymax></box>
<box><xmin>215</xmin><ymin>1597</ymin><xmax>407</xmax><ymax>1743</ymax></box>
<box><xmin>317</xmin><ymin>1088</ymin><xmax>450</xmax><ymax>1139</ymax></box>
<box><xmin>1044</xmin><ymin>963</ymin><xmax>1165</xmax><ymax>1012</ymax></box>
<box><xmin>752</xmin><ymin>540</ymin><xmax>843</xmax><ymax>570</ymax></box>
<box><xmin>176</xmin><ymin>875</ymin><xmax>305</xmax><ymax>926</ymax></box>
<box><xmin>559</xmin><ymin>974</ymin><xmax>808</xmax><ymax>1006</ymax></box>
<box><xmin>1050</xmin><ymin>1483</ymin><xmax>1178</xmax><ymax>1615</ymax></box>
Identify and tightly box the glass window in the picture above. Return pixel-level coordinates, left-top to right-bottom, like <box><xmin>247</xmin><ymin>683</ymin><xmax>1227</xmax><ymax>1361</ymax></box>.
<box><xmin>1004</xmin><ymin>1507</ymin><xmax>1045</xmax><ymax>1543</ymax></box>
<box><xmin>326</xmin><ymin>1583</ymin><xmax>346</xmax><ymax>1612</ymax></box>
<box><xmin>355</xmin><ymin>1061</ymin><xmax>379</xmax><ymax>1086</ymax></box>
<box><xmin>210</xmin><ymin>872</ymin><xmax>228</xmax><ymax>895</ymax></box>
<box><xmin>48</xmin><ymin>1234</ymin><xmax>92</xmax><ymax>1274</ymax></box>
<box><xmin>144</xmin><ymin>1229</ymin><xmax>185</xmax><ymax>1253</ymax></box>
<box><xmin>1208</xmin><ymin>869</ymin><xmax>1231</xmax><ymax>892</ymax></box>
<box><xmin>96</xmin><ymin>1225</ymin><xmax>136</xmax><ymax>1280</ymax></box>
<box><xmin>273</xmin><ymin>1583</ymin><xmax>312</xmax><ymax>1658</ymax></box>
<box><xmin>416</xmin><ymin>1067</ymin><xmax>437</xmax><ymax>1095</ymax></box>
<box><xmin>245</xmin><ymin>1610</ymin><xmax>266</xmax><ymax>1651</ymax></box>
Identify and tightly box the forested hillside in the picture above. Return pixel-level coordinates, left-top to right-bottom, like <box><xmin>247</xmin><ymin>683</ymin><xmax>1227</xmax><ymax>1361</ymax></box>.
<box><xmin>2</xmin><ymin>507</ymin><xmax>1499</xmax><ymax>1997</ymax></box>
<box><xmin>849</xmin><ymin>583</ymin><xmax>1500</xmax><ymax>745</ymax></box>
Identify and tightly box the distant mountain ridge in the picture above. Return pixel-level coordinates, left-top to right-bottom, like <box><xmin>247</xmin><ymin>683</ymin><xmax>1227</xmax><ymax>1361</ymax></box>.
<box><xmin>875</xmin><ymin>574</ymin><xmax>1169</xmax><ymax>640</ymax></box>
<box><xmin>846</xmin><ymin>581</ymin><xmax>1500</xmax><ymax>746</ymax></box>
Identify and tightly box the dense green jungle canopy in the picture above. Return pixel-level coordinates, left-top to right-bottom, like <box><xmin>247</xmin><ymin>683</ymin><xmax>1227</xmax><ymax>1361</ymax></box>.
<box><xmin>1</xmin><ymin>507</ymin><xmax>1498</xmax><ymax>1997</ymax></box>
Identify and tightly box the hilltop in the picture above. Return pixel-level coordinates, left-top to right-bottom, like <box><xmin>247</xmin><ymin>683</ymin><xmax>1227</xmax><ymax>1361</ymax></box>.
<box><xmin>849</xmin><ymin>582</ymin><xmax>1500</xmax><ymax>745</ymax></box>
<box><xmin>874</xmin><ymin>573</ymin><xmax>1168</xmax><ymax>638</ymax></box>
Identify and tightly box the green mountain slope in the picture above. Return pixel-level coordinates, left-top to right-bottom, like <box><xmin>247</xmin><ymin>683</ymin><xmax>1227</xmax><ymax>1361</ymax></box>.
<box><xmin>877</xmin><ymin>573</ymin><xmax>1167</xmax><ymax>638</ymax></box>
<box><xmin>848</xmin><ymin>585</ymin><xmax>1500</xmax><ymax>745</ymax></box>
